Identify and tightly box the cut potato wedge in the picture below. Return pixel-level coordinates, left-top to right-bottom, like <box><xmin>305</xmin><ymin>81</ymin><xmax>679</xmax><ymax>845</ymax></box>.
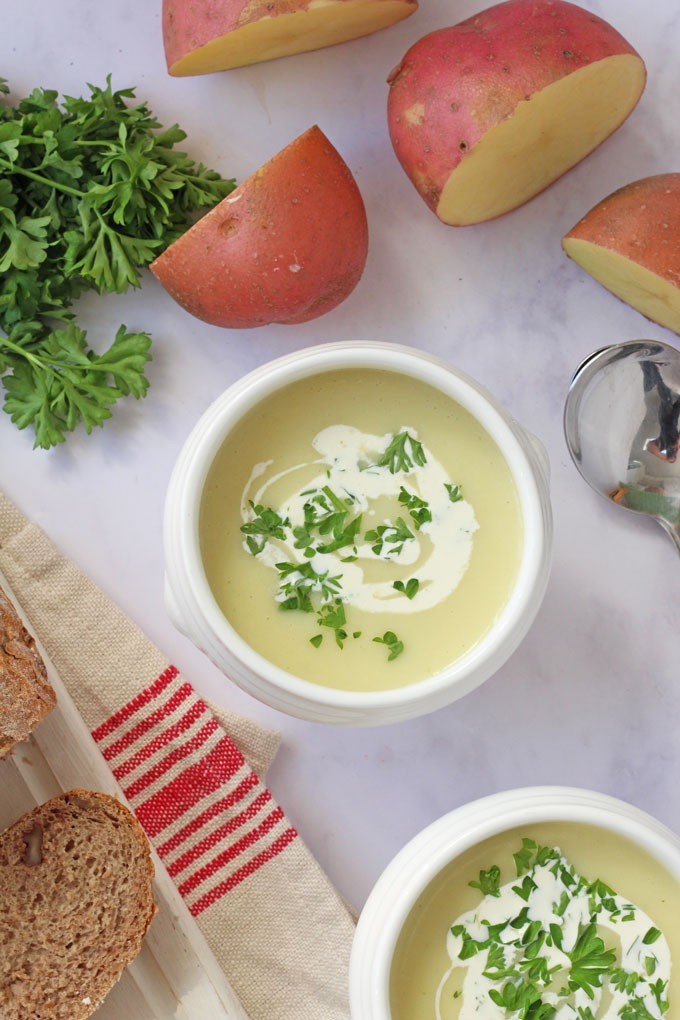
<box><xmin>563</xmin><ymin>174</ymin><xmax>680</xmax><ymax>335</ymax></box>
<box><xmin>163</xmin><ymin>0</ymin><xmax>417</xmax><ymax>75</ymax></box>
<box><xmin>150</xmin><ymin>126</ymin><xmax>368</xmax><ymax>329</ymax></box>
<box><xmin>437</xmin><ymin>55</ymin><xmax>645</xmax><ymax>226</ymax></box>
<box><xmin>387</xmin><ymin>0</ymin><xmax>646</xmax><ymax>226</ymax></box>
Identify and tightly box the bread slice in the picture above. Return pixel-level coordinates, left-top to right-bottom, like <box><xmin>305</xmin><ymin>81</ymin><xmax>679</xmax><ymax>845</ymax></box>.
<box><xmin>0</xmin><ymin>581</ymin><xmax>56</xmax><ymax>758</ymax></box>
<box><xmin>0</xmin><ymin>789</ymin><xmax>156</xmax><ymax>1019</ymax></box>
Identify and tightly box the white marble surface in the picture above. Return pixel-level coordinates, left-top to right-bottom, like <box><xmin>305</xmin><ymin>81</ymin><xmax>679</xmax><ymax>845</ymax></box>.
<box><xmin>3</xmin><ymin>0</ymin><xmax>680</xmax><ymax>912</ymax></box>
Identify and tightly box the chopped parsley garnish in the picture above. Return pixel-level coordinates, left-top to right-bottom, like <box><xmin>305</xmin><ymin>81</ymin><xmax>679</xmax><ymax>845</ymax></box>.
<box><xmin>318</xmin><ymin>600</ymin><xmax>348</xmax><ymax>648</ymax></box>
<box><xmin>469</xmin><ymin>864</ymin><xmax>501</xmax><ymax>897</ymax></box>
<box><xmin>239</xmin><ymin>427</ymin><xmax>461</xmax><ymax>658</ymax></box>
<box><xmin>514</xmin><ymin>838</ymin><xmax>537</xmax><ymax>876</ymax></box>
<box><xmin>316</xmin><ymin>514</ymin><xmax>362</xmax><ymax>555</ymax></box>
<box><xmin>377</xmin><ymin>431</ymin><xmax>426</xmax><ymax>473</ymax></box>
<box><xmin>512</xmin><ymin>875</ymin><xmax>538</xmax><ymax>902</ymax></box>
<box><xmin>275</xmin><ymin>561</ymin><xmax>341</xmax><ymax>613</ymax></box>
<box><xmin>448</xmin><ymin>841</ymin><xmax>669</xmax><ymax>1020</ymax></box>
<box><xmin>393</xmin><ymin>577</ymin><xmax>419</xmax><ymax>600</ymax></box>
<box><xmin>620</xmin><ymin>997</ymin><xmax>660</xmax><ymax>1020</ymax></box>
<box><xmin>398</xmin><ymin>486</ymin><xmax>432</xmax><ymax>529</ymax></box>
<box><xmin>365</xmin><ymin>517</ymin><xmax>414</xmax><ymax>556</ymax></box>
<box><xmin>445</xmin><ymin>482</ymin><xmax>463</xmax><ymax>503</ymax></box>
<box><xmin>612</xmin><ymin>969</ymin><xmax>642</xmax><ymax>995</ymax></box>
<box><xmin>567</xmin><ymin>923</ymin><xmax>617</xmax><ymax>998</ymax></box>
<box><xmin>372</xmin><ymin>631</ymin><xmax>404</xmax><ymax>661</ymax></box>
<box><xmin>245</xmin><ymin>536</ymin><xmax>265</xmax><ymax>556</ymax></box>
<box><xmin>241</xmin><ymin>502</ymin><xmax>289</xmax><ymax>541</ymax></box>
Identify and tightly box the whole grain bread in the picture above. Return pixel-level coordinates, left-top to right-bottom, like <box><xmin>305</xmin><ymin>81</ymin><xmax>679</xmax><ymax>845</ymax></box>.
<box><xmin>0</xmin><ymin>789</ymin><xmax>156</xmax><ymax>1020</ymax></box>
<box><xmin>0</xmin><ymin>582</ymin><xmax>56</xmax><ymax>758</ymax></box>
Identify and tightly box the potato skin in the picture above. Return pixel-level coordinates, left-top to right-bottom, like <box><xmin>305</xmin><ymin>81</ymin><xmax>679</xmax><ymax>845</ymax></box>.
<box><xmin>163</xmin><ymin>0</ymin><xmax>293</xmax><ymax>71</ymax></box>
<box><xmin>563</xmin><ymin>174</ymin><xmax>680</xmax><ymax>286</ymax></box>
<box><xmin>162</xmin><ymin>0</ymin><xmax>418</xmax><ymax>73</ymax></box>
<box><xmin>387</xmin><ymin>0</ymin><xmax>644</xmax><ymax>214</ymax></box>
<box><xmin>150</xmin><ymin>126</ymin><xmax>368</xmax><ymax>329</ymax></box>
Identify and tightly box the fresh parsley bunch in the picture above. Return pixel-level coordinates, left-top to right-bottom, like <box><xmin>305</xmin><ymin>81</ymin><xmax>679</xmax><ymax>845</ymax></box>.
<box><xmin>0</xmin><ymin>76</ymin><xmax>235</xmax><ymax>448</ymax></box>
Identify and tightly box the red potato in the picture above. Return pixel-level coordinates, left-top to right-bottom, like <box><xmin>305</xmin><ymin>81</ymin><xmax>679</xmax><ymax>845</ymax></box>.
<box><xmin>163</xmin><ymin>0</ymin><xmax>417</xmax><ymax>75</ymax></box>
<box><xmin>387</xmin><ymin>0</ymin><xmax>646</xmax><ymax>226</ymax></box>
<box><xmin>562</xmin><ymin>174</ymin><xmax>680</xmax><ymax>335</ymax></box>
<box><xmin>150</xmin><ymin>126</ymin><xmax>368</xmax><ymax>329</ymax></box>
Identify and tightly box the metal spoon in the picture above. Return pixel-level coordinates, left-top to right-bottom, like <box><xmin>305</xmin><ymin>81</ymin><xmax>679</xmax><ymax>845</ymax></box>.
<box><xmin>564</xmin><ymin>339</ymin><xmax>680</xmax><ymax>553</ymax></box>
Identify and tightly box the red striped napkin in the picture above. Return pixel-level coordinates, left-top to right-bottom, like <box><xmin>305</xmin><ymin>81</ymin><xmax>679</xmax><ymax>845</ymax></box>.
<box><xmin>92</xmin><ymin>665</ymin><xmax>296</xmax><ymax>918</ymax></box>
<box><xmin>0</xmin><ymin>491</ymin><xmax>354</xmax><ymax>1020</ymax></box>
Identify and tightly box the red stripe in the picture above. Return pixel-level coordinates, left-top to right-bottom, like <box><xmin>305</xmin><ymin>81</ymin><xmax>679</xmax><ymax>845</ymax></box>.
<box><xmin>103</xmin><ymin>688</ymin><xmax>200</xmax><ymax>763</ymax></box>
<box><xmin>156</xmin><ymin>773</ymin><xmax>259</xmax><ymax>859</ymax></box>
<box><xmin>178</xmin><ymin>807</ymin><xmax>284</xmax><ymax>898</ymax></box>
<box><xmin>91</xmin><ymin>666</ymin><xmax>179</xmax><ymax>743</ymax></box>
<box><xmin>190</xmin><ymin>828</ymin><xmax>297</xmax><ymax>916</ymax></box>
<box><xmin>122</xmin><ymin>718</ymin><xmax>219</xmax><ymax>801</ymax></box>
<box><xmin>110</xmin><ymin>701</ymin><xmax>207</xmax><ymax>781</ymax></box>
<box><xmin>134</xmin><ymin>734</ymin><xmax>246</xmax><ymax>838</ymax></box>
<box><xmin>167</xmin><ymin>790</ymin><xmax>272</xmax><ymax>878</ymax></box>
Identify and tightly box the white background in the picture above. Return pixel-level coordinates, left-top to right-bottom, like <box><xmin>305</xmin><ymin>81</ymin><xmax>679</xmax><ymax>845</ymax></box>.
<box><xmin>3</xmin><ymin>0</ymin><xmax>680</xmax><ymax>911</ymax></box>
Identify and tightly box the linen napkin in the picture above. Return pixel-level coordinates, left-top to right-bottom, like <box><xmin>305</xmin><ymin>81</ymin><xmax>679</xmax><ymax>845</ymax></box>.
<box><xmin>0</xmin><ymin>490</ymin><xmax>355</xmax><ymax>1020</ymax></box>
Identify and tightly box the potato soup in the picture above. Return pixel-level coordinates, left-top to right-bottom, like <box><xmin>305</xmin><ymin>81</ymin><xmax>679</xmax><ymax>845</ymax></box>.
<box><xmin>391</xmin><ymin>822</ymin><xmax>678</xmax><ymax>1020</ymax></box>
<box><xmin>199</xmin><ymin>369</ymin><xmax>523</xmax><ymax>692</ymax></box>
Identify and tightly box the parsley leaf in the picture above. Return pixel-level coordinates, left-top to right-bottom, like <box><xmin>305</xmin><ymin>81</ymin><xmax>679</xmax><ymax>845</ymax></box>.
<box><xmin>2</xmin><ymin>323</ymin><xmax>151</xmax><ymax>447</ymax></box>
<box><xmin>611</xmin><ymin>969</ymin><xmax>641</xmax><ymax>995</ymax></box>
<box><xmin>377</xmin><ymin>431</ymin><xmax>426</xmax><ymax>473</ymax></box>
<box><xmin>393</xmin><ymin>577</ymin><xmax>419</xmax><ymax>600</ymax></box>
<box><xmin>241</xmin><ymin>502</ymin><xmax>289</xmax><ymax>540</ymax></box>
<box><xmin>365</xmin><ymin>517</ymin><xmax>414</xmax><ymax>556</ymax></box>
<box><xmin>318</xmin><ymin>600</ymin><xmax>348</xmax><ymax>648</ymax></box>
<box><xmin>567</xmin><ymin>923</ymin><xmax>617</xmax><ymax>999</ymax></box>
<box><xmin>469</xmin><ymin>864</ymin><xmax>502</xmax><ymax>897</ymax></box>
<box><xmin>398</xmin><ymin>486</ymin><xmax>432</xmax><ymax>528</ymax></box>
<box><xmin>445</xmin><ymin>482</ymin><xmax>463</xmax><ymax>503</ymax></box>
<box><xmin>514</xmin><ymin>838</ymin><xmax>537</xmax><ymax>876</ymax></box>
<box><xmin>619</xmin><ymin>997</ymin><xmax>659</xmax><ymax>1020</ymax></box>
<box><xmin>373</xmin><ymin>631</ymin><xmax>404</xmax><ymax>661</ymax></box>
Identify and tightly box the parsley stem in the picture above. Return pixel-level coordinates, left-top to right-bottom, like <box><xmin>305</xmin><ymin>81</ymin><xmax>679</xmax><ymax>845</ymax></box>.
<box><xmin>0</xmin><ymin>156</ymin><xmax>86</xmax><ymax>198</ymax></box>
<box><xmin>0</xmin><ymin>333</ymin><xmax>115</xmax><ymax>376</ymax></box>
<box><xmin>0</xmin><ymin>334</ymin><xmax>61</xmax><ymax>384</ymax></box>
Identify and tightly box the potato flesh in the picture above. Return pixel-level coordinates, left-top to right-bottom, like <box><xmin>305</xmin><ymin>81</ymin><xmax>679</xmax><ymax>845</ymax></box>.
<box><xmin>437</xmin><ymin>55</ymin><xmax>645</xmax><ymax>226</ymax></box>
<box><xmin>170</xmin><ymin>0</ymin><xmax>413</xmax><ymax>74</ymax></box>
<box><xmin>563</xmin><ymin>238</ymin><xmax>680</xmax><ymax>335</ymax></box>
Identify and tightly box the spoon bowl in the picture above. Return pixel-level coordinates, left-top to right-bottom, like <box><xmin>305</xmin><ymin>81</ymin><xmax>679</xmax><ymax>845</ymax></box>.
<box><xmin>564</xmin><ymin>340</ymin><xmax>680</xmax><ymax>552</ymax></box>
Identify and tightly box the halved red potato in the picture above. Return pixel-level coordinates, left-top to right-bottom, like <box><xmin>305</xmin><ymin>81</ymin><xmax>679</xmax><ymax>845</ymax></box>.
<box><xmin>562</xmin><ymin>174</ymin><xmax>680</xmax><ymax>335</ymax></box>
<box><xmin>387</xmin><ymin>0</ymin><xmax>646</xmax><ymax>226</ymax></box>
<box><xmin>163</xmin><ymin>0</ymin><xmax>417</xmax><ymax>75</ymax></box>
<box><xmin>150</xmin><ymin>126</ymin><xmax>368</xmax><ymax>329</ymax></box>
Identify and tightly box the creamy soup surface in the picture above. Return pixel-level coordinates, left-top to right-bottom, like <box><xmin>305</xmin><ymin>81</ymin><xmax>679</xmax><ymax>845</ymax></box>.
<box><xmin>391</xmin><ymin>822</ymin><xmax>678</xmax><ymax>1020</ymax></box>
<box><xmin>200</xmin><ymin>369</ymin><xmax>523</xmax><ymax>692</ymax></box>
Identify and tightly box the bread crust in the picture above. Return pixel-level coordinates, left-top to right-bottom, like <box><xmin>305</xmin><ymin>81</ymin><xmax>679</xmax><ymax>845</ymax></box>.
<box><xmin>0</xmin><ymin>789</ymin><xmax>156</xmax><ymax>1020</ymax></box>
<box><xmin>0</xmin><ymin>582</ymin><xmax>56</xmax><ymax>758</ymax></box>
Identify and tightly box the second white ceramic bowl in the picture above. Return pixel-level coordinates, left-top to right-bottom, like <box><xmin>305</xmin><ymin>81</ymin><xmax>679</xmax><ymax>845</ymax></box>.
<box><xmin>164</xmin><ymin>341</ymin><xmax>552</xmax><ymax>725</ymax></box>
<box><xmin>349</xmin><ymin>786</ymin><xmax>680</xmax><ymax>1020</ymax></box>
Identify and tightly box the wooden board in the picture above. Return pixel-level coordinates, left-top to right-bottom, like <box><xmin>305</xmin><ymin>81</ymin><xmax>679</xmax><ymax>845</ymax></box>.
<box><xmin>0</xmin><ymin>566</ymin><xmax>249</xmax><ymax>1020</ymax></box>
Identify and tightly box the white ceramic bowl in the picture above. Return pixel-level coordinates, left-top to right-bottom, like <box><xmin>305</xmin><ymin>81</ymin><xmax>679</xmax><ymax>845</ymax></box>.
<box><xmin>349</xmin><ymin>786</ymin><xmax>680</xmax><ymax>1020</ymax></box>
<box><xmin>164</xmin><ymin>341</ymin><xmax>552</xmax><ymax>725</ymax></box>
